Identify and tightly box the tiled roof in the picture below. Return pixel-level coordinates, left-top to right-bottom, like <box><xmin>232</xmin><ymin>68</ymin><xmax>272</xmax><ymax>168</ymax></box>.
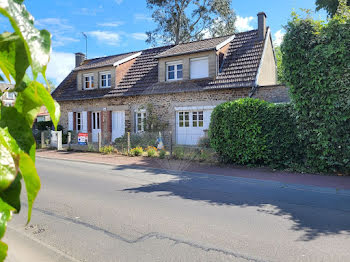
<box><xmin>52</xmin><ymin>29</ymin><xmax>266</xmax><ymax>101</ymax></box>
<box><xmin>155</xmin><ymin>35</ymin><xmax>232</xmax><ymax>58</ymax></box>
<box><xmin>74</xmin><ymin>52</ymin><xmax>138</xmax><ymax>71</ymax></box>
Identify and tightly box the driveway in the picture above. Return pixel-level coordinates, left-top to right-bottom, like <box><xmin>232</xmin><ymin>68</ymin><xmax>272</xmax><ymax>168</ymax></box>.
<box><xmin>5</xmin><ymin>157</ymin><xmax>350</xmax><ymax>261</ymax></box>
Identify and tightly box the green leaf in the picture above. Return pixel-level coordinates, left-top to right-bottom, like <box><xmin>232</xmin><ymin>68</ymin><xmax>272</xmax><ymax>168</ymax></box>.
<box><xmin>0</xmin><ymin>75</ymin><xmax>3</xmax><ymax>81</ymax></box>
<box><xmin>15</xmin><ymin>80</ymin><xmax>60</xmax><ymax>129</ymax></box>
<box><xmin>0</xmin><ymin>32</ymin><xmax>29</xmax><ymax>84</ymax></box>
<box><xmin>0</xmin><ymin>143</ymin><xmax>16</xmax><ymax>192</ymax></box>
<box><xmin>0</xmin><ymin>198</ymin><xmax>14</xmax><ymax>261</ymax></box>
<box><xmin>19</xmin><ymin>152</ymin><xmax>40</xmax><ymax>223</ymax></box>
<box><xmin>0</xmin><ymin>0</ymin><xmax>51</xmax><ymax>79</ymax></box>
<box><xmin>0</xmin><ymin>173</ymin><xmax>21</xmax><ymax>213</ymax></box>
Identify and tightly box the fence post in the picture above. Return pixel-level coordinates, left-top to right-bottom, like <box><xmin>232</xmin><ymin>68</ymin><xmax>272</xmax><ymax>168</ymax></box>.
<box><xmin>98</xmin><ymin>132</ymin><xmax>102</xmax><ymax>152</ymax></box>
<box><xmin>41</xmin><ymin>131</ymin><xmax>45</xmax><ymax>149</ymax></box>
<box><xmin>127</xmin><ymin>132</ymin><xmax>131</xmax><ymax>155</ymax></box>
<box><xmin>67</xmin><ymin>132</ymin><xmax>71</xmax><ymax>149</ymax></box>
<box><xmin>169</xmin><ymin>131</ymin><xmax>173</xmax><ymax>157</ymax></box>
<box><xmin>57</xmin><ymin>131</ymin><xmax>62</xmax><ymax>150</ymax></box>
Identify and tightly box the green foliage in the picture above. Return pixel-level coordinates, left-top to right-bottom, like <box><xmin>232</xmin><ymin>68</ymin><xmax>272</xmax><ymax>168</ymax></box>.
<box><xmin>99</xmin><ymin>145</ymin><xmax>115</xmax><ymax>154</ymax></box>
<box><xmin>281</xmin><ymin>8</ymin><xmax>350</xmax><ymax>174</ymax></box>
<box><xmin>146</xmin><ymin>146</ymin><xmax>157</xmax><ymax>157</ymax></box>
<box><xmin>114</xmin><ymin>132</ymin><xmax>158</xmax><ymax>149</ymax></box>
<box><xmin>173</xmin><ymin>146</ymin><xmax>185</xmax><ymax>160</ymax></box>
<box><xmin>143</xmin><ymin>104</ymin><xmax>168</xmax><ymax>132</ymax></box>
<box><xmin>159</xmin><ymin>149</ymin><xmax>166</xmax><ymax>159</ymax></box>
<box><xmin>146</xmin><ymin>0</ymin><xmax>236</xmax><ymax>45</ymax></box>
<box><xmin>130</xmin><ymin>147</ymin><xmax>144</xmax><ymax>156</ymax></box>
<box><xmin>197</xmin><ymin>136</ymin><xmax>211</xmax><ymax>149</ymax></box>
<box><xmin>316</xmin><ymin>0</ymin><xmax>350</xmax><ymax>17</ymax></box>
<box><xmin>0</xmin><ymin>1</ymin><xmax>59</xmax><ymax>259</ymax></box>
<box><xmin>209</xmin><ymin>98</ymin><xmax>302</xmax><ymax>167</ymax></box>
<box><xmin>274</xmin><ymin>46</ymin><xmax>286</xmax><ymax>84</ymax></box>
<box><xmin>34</xmin><ymin>120</ymin><xmax>53</xmax><ymax>131</ymax></box>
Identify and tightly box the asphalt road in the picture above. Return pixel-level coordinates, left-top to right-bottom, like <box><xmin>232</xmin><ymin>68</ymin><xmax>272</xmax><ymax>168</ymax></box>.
<box><xmin>5</xmin><ymin>157</ymin><xmax>350</xmax><ymax>262</ymax></box>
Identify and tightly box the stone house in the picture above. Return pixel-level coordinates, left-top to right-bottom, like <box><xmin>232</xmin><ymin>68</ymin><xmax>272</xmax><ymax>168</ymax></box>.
<box><xmin>52</xmin><ymin>12</ymin><xmax>289</xmax><ymax>146</ymax></box>
<box><xmin>0</xmin><ymin>83</ymin><xmax>16</xmax><ymax>107</ymax></box>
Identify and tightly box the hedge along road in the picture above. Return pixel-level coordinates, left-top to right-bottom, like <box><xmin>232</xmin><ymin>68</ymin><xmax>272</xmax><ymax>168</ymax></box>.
<box><xmin>6</xmin><ymin>157</ymin><xmax>350</xmax><ymax>262</ymax></box>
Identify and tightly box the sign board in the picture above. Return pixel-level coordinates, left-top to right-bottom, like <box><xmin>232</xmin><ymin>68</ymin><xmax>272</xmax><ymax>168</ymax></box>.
<box><xmin>78</xmin><ymin>133</ymin><xmax>88</xmax><ymax>145</ymax></box>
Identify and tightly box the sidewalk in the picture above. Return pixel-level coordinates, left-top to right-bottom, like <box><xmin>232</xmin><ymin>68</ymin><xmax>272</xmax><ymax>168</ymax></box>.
<box><xmin>36</xmin><ymin>149</ymin><xmax>350</xmax><ymax>190</ymax></box>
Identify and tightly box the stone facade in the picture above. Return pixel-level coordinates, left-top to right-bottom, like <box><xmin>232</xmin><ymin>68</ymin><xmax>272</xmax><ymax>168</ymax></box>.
<box><xmin>77</xmin><ymin>65</ymin><xmax>115</xmax><ymax>90</ymax></box>
<box><xmin>59</xmin><ymin>85</ymin><xmax>288</xmax><ymax>145</ymax></box>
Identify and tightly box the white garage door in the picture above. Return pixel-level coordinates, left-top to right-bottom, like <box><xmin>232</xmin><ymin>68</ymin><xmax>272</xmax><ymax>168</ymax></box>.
<box><xmin>176</xmin><ymin>108</ymin><xmax>212</xmax><ymax>145</ymax></box>
<box><xmin>112</xmin><ymin>111</ymin><xmax>125</xmax><ymax>142</ymax></box>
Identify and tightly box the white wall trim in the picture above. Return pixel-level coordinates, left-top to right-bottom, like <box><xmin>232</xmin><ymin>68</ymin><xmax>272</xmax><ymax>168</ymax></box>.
<box><xmin>113</xmin><ymin>52</ymin><xmax>142</xmax><ymax>67</ymax></box>
<box><xmin>254</xmin><ymin>27</ymin><xmax>271</xmax><ymax>86</ymax></box>
<box><xmin>215</xmin><ymin>35</ymin><xmax>235</xmax><ymax>50</ymax></box>
<box><xmin>174</xmin><ymin>105</ymin><xmax>216</xmax><ymax>111</ymax></box>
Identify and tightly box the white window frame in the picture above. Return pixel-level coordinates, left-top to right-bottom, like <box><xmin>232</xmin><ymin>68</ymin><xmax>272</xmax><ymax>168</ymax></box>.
<box><xmin>76</xmin><ymin>112</ymin><xmax>82</xmax><ymax>131</ymax></box>
<box><xmin>166</xmin><ymin>60</ymin><xmax>183</xmax><ymax>81</ymax></box>
<box><xmin>135</xmin><ymin>109</ymin><xmax>146</xmax><ymax>133</ymax></box>
<box><xmin>190</xmin><ymin>56</ymin><xmax>209</xmax><ymax>79</ymax></box>
<box><xmin>100</xmin><ymin>71</ymin><xmax>111</xmax><ymax>88</ymax></box>
<box><xmin>83</xmin><ymin>73</ymin><xmax>94</xmax><ymax>90</ymax></box>
<box><xmin>6</xmin><ymin>92</ymin><xmax>15</xmax><ymax>100</ymax></box>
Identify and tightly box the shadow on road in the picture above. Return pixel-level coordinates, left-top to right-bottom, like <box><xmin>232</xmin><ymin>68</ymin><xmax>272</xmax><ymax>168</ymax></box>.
<box><xmin>116</xmin><ymin>165</ymin><xmax>350</xmax><ymax>241</ymax></box>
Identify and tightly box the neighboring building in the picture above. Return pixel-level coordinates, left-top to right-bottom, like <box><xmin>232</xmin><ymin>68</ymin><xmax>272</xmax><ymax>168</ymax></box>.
<box><xmin>52</xmin><ymin>12</ymin><xmax>289</xmax><ymax>146</ymax></box>
<box><xmin>36</xmin><ymin>106</ymin><xmax>51</xmax><ymax>122</ymax></box>
<box><xmin>0</xmin><ymin>83</ymin><xmax>16</xmax><ymax>107</ymax></box>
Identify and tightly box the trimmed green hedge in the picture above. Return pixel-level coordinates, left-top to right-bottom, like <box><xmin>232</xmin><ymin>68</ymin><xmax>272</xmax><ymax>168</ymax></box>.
<box><xmin>209</xmin><ymin>98</ymin><xmax>302</xmax><ymax>168</ymax></box>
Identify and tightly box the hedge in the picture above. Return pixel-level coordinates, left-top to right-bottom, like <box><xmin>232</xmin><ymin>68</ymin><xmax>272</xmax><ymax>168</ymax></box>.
<box><xmin>209</xmin><ymin>98</ymin><xmax>302</xmax><ymax>168</ymax></box>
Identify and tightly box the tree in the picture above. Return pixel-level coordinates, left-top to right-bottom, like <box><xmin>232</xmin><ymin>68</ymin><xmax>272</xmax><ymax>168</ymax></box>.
<box><xmin>146</xmin><ymin>0</ymin><xmax>236</xmax><ymax>45</ymax></box>
<box><xmin>0</xmin><ymin>0</ymin><xmax>59</xmax><ymax>260</ymax></box>
<box><xmin>274</xmin><ymin>46</ymin><xmax>285</xmax><ymax>84</ymax></box>
<box><xmin>316</xmin><ymin>0</ymin><xmax>350</xmax><ymax>17</ymax></box>
<box><xmin>281</xmin><ymin>5</ymin><xmax>350</xmax><ymax>174</ymax></box>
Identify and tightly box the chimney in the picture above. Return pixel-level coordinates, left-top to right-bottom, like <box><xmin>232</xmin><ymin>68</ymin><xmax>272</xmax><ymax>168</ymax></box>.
<box><xmin>75</xmin><ymin>52</ymin><xmax>86</xmax><ymax>67</ymax></box>
<box><xmin>257</xmin><ymin>12</ymin><xmax>267</xmax><ymax>41</ymax></box>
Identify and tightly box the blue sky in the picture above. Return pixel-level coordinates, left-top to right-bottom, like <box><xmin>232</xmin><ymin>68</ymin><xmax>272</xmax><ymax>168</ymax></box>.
<box><xmin>1</xmin><ymin>0</ymin><xmax>327</xmax><ymax>85</ymax></box>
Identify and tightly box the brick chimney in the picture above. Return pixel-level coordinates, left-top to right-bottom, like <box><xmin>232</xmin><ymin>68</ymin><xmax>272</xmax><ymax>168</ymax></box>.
<box><xmin>257</xmin><ymin>12</ymin><xmax>267</xmax><ymax>41</ymax></box>
<box><xmin>75</xmin><ymin>52</ymin><xmax>86</xmax><ymax>67</ymax></box>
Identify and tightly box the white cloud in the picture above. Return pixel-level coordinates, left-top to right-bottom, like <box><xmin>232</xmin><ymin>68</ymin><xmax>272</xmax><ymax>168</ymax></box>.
<box><xmin>131</xmin><ymin>33</ymin><xmax>147</xmax><ymax>41</ymax></box>
<box><xmin>73</xmin><ymin>7</ymin><xmax>103</xmax><ymax>16</ymax></box>
<box><xmin>273</xmin><ymin>29</ymin><xmax>285</xmax><ymax>46</ymax></box>
<box><xmin>98</xmin><ymin>21</ymin><xmax>124</xmax><ymax>27</ymax></box>
<box><xmin>36</xmin><ymin>18</ymin><xmax>73</xmax><ymax>31</ymax></box>
<box><xmin>235</xmin><ymin>16</ymin><xmax>255</xmax><ymax>32</ymax></box>
<box><xmin>88</xmin><ymin>31</ymin><xmax>121</xmax><ymax>46</ymax></box>
<box><xmin>46</xmin><ymin>51</ymin><xmax>75</xmax><ymax>85</ymax></box>
<box><xmin>134</xmin><ymin>13</ymin><xmax>152</xmax><ymax>22</ymax></box>
<box><xmin>115</xmin><ymin>0</ymin><xmax>123</xmax><ymax>4</ymax></box>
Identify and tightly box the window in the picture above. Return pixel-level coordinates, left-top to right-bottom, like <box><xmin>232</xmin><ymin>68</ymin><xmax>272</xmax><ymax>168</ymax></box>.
<box><xmin>100</xmin><ymin>72</ymin><xmax>111</xmax><ymax>88</ymax></box>
<box><xmin>190</xmin><ymin>57</ymin><xmax>209</xmax><ymax>79</ymax></box>
<box><xmin>76</xmin><ymin>112</ymin><xmax>82</xmax><ymax>130</ymax></box>
<box><xmin>84</xmin><ymin>74</ymin><xmax>94</xmax><ymax>89</ymax></box>
<box><xmin>136</xmin><ymin>111</ymin><xmax>146</xmax><ymax>132</ymax></box>
<box><xmin>92</xmin><ymin>112</ymin><xmax>100</xmax><ymax>129</ymax></box>
<box><xmin>166</xmin><ymin>61</ymin><xmax>183</xmax><ymax>81</ymax></box>
<box><xmin>178</xmin><ymin>112</ymin><xmax>190</xmax><ymax>127</ymax></box>
<box><xmin>6</xmin><ymin>92</ymin><xmax>15</xmax><ymax>99</ymax></box>
<box><xmin>192</xmin><ymin>111</ymin><xmax>203</xmax><ymax>127</ymax></box>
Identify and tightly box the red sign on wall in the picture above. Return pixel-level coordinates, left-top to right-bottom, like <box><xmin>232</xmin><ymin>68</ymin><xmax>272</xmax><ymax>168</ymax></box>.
<box><xmin>78</xmin><ymin>133</ymin><xmax>88</xmax><ymax>145</ymax></box>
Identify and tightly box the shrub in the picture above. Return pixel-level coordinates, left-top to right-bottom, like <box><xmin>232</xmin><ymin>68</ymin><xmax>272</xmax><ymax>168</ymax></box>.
<box><xmin>100</xmin><ymin>145</ymin><xmax>114</xmax><ymax>154</ymax></box>
<box><xmin>281</xmin><ymin>9</ymin><xmax>350</xmax><ymax>174</ymax></box>
<box><xmin>130</xmin><ymin>147</ymin><xmax>144</xmax><ymax>156</ymax></box>
<box><xmin>35</xmin><ymin>120</ymin><xmax>53</xmax><ymax>131</ymax></box>
<box><xmin>173</xmin><ymin>146</ymin><xmax>185</xmax><ymax>160</ymax></box>
<box><xmin>197</xmin><ymin>136</ymin><xmax>211</xmax><ymax>148</ymax></box>
<box><xmin>159</xmin><ymin>150</ymin><xmax>166</xmax><ymax>159</ymax></box>
<box><xmin>114</xmin><ymin>133</ymin><xmax>158</xmax><ymax>150</ymax></box>
<box><xmin>209</xmin><ymin>98</ymin><xmax>302</xmax><ymax>167</ymax></box>
<box><xmin>146</xmin><ymin>146</ymin><xmax>157</xmax><ymax>157</ymax></box>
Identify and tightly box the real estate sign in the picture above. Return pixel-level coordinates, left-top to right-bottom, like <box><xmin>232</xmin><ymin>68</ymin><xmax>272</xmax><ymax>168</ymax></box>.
<box><xmin>78</xmin><ymin>133</ymin><xmax>88</xmax><ymax>145</ymax></box>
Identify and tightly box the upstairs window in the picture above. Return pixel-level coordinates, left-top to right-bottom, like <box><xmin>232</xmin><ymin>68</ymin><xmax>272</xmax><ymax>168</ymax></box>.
<box><xmin>190</xmin><ymin>57</ymin><xmax>209</xmax><ymax>79</ymax></box>
<box><xmin>6</xmin><ymin>92</ymin><xmax>15</xmax><ymax>100</ymax></box>
<box><xmin>166</xmin><ymin>61</ymin><xmax>183</xmax><ymax>81</ymax></box>
<box><xmin>100</xmin><ymin>72</ymin><xmax>111</xmax><ymax>88</ymax></box>
<box><xmin>84</xmin><ymin>74</ymin><xmax>94</xmax><ymax>89</ymax></box>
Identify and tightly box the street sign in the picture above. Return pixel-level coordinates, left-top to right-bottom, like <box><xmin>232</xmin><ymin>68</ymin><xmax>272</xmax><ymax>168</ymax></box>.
<box><xmin>78</xmin><ymin>133</ymin><xmax>88</xmax><ymax>145</ymax></box>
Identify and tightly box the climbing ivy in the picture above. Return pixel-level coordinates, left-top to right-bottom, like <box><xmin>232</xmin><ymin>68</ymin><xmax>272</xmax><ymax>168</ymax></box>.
<box><xmin>0</xmin><ymin>0</ymin><xmax>60</xmax><ymax>260</ymax></box>
<box><xmin>281</xmin><ymin>3</ymin><xmax>350</xmax><ymax>174</ymax></box>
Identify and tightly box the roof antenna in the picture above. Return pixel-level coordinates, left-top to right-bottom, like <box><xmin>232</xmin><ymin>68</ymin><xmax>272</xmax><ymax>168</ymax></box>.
<box><xmin>82</xmin><ymin>32</ymin><xmax>88</xmax><ymax>58</ymax></box>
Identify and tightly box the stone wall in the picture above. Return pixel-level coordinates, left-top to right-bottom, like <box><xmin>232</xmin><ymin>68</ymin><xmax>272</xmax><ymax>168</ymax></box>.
<box><xmin>58</xmin><ymin>85</ymin><xmax>289</xmax><ymax>145</ymax></box>
<box><xmin>77</xmin><ymin>66</ymin><xmax>115</xmax><ymax>90</ymax></box>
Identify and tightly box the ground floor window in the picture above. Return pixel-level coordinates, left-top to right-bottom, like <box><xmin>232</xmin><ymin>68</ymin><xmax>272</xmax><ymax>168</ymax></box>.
<box><xmin>76</xmin><ymin>112</ymin><xmax>82</xmax><ymax>131</ymax></box>
<box><xmin>178</xmin><ymin>111</ymin><xmax>203</xmax><ymax>128</ymax></box>
<box><xmin>136</xmin><ymin>110</ymin><xmax>146</xmax><ymax>132</ymax></box>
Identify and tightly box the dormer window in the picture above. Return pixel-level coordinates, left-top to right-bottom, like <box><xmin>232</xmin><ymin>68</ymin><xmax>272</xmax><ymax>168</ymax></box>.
<box><xmin>166</xmin><ymin>61</ymin><xmax>183</xmax><ymax>81</ymax></box>
<box><xmin>84</xmin><ymin>74</ymin><xmax>94</xmax><ymax>89</ymax></box>
<box><xmin>100</xmin><ymin>71</ymin><xmax>111</xmax><ymax>88</ymax></box>
<box><xmin>190</xmin><ymin>57</ymin><xmax>208</xmax><ymax>79</ymax></box>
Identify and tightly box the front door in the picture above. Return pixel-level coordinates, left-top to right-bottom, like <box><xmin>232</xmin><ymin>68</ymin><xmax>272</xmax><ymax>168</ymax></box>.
<box><xmin>91</xmin><ymin>112</ymin><xmax>101</xmax><ymax>142</ymax></box>
<box><xmin>112</xmin><ymin>111</ymin><xmax>125</xmax><ymax>142</ymax></box>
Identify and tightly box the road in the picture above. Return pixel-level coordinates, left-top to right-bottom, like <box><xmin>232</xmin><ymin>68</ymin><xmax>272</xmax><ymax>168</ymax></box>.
<box><xmin>5</xmin><ymin>157</ymin><xmax>350</xmax><ymax>262</ymax></box>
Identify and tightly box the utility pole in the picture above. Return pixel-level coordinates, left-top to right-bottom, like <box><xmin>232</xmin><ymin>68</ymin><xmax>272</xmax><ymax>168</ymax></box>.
<box><xmin>82</xmin><ymin>32</ymin><xmax>87</xmax><ymax>58</ymax></box>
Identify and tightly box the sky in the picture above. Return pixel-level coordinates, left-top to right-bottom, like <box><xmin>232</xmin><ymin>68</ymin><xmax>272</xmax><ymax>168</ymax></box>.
<box><xmin>1</xmin><ymin>0</ymin><xmax>327</xmax><ymax>85</ymax></box>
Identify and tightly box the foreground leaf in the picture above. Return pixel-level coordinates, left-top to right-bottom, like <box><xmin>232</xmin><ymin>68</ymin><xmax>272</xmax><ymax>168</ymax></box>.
<box><xmin>19</xmin><ymin>152</ymin><xmax>40</xmax><ymax>223</ymax></box>
<box><xmin>0</xmin><ymin>198</ymin><xmax>15</xmax><ymax>261</ymax></box>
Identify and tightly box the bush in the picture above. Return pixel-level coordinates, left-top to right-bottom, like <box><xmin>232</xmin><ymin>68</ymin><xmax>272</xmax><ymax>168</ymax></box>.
<box><xmin>146</xmin><ymin>146</ymin><xmax>157</xmax><ymax>157</ymax></box>
<box><xmin>35</xmin><ymin>120</ymin><xmax>53</xmax><ymax>131</ymax></box>
<box><xmin>114</xmin><ymin>133</ymin><xmax>158</xmax><ymax>150</ymax></box>
<box><xmin>130</xmin><ymin>147</ymin><xmax>143</xmax><ymax>156</ymax></box>
<box><xmin>159</xmin><ymin>150</ymin><xmax>166</xmax><ymax>159</ymax></box>
<box><xmin>281</xmin><ymin>9</ymin><xmax>350</xmax><ymax>174</ymax></box>
<box><xmin>209</xmin><ymin>98</ymin><xmax>302</xmax><ymax>167</ymax></box>
<box><xmin>197</xmin><ymin>136</ymin><xmax>211</xmax><ymax>148</ymax></box>
<box><xmin>100</xmin><ymin>145</ymin><xmax>114</xmax><ymax>154</ymax></box>
<box><xmin>173</xmin><ymin>146</ymin><xmax>185</xmax><ymax>160</ymax></box>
